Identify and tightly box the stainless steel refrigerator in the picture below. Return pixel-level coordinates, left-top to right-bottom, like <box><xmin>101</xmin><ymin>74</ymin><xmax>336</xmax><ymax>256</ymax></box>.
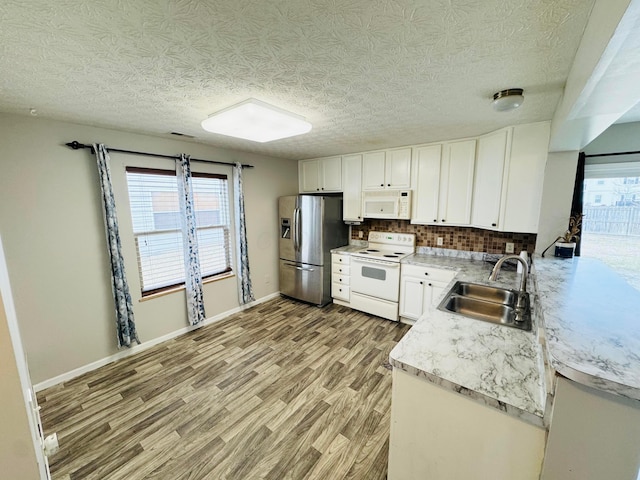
<box><xmin>279</xmin><ymin>195</ymin><xmax>348</xmax><ymax>306</ymax></box>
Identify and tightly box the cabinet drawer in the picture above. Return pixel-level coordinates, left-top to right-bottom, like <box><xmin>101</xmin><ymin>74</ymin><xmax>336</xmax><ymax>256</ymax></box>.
<box><xmin>332</xmin><ymin>264</ymin><xmax>351</xmax><ymax>276</ymax></box>
<box><xmin>402</xmin><ymin>264</ymin><xmax>456</xmax><ymax>283</ymax></box>
<box><xmin>332</xmin><ymin>283</ymin><xmax>350</xmax><ymax>301</ymax></box>
<box><xmin>332</xmin><ymin>253</ymin><xmax>350</xmax><ymax>265</ymax></box>
<box><xmin>332</xmin><ymin>273</ymin><xmax>350</xmax><ymax>285</ymax></box>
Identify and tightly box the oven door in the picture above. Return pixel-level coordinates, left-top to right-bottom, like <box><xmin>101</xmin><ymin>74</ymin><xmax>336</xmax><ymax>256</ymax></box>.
<box><xmin>351</xmin><ymin>256</ymin><xmax>400</xmax><ymax>302</ymax></box>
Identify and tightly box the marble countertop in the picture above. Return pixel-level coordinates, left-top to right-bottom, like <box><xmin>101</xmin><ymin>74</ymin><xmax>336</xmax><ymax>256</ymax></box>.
<box><xmin>533</xmin><ymin>256</ymin><xmax>640</xmax><ymax>401</ymax></box>
<box><xmin>330</xmin><ymin>242</ymin><xmax>366</xmax><ymax>254</ymax></box>
<box><xmin>390</xmin><ymin>253</ymin><xmax>548</xmax><ymax>427</ymax></box>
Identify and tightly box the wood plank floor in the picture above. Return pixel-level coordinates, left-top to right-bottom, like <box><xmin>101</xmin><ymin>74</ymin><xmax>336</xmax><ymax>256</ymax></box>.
<box><xmin>37</xmin><ymin>297</ymin><xmax>410</xmax><ymax>480</ymax></box>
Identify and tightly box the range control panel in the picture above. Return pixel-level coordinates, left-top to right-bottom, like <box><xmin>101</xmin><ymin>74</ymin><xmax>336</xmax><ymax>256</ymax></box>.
<box><xmin>367</xmin><ymin>231</ymin><xmax>416</xmax><ymax>249</ymax></box>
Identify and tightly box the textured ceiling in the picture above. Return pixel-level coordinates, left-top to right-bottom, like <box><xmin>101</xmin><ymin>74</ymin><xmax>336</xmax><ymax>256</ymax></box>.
<box><xmin>0</xmin><ymin>0</ymin><xmax>595</xmax><ymax>160</ymax></box>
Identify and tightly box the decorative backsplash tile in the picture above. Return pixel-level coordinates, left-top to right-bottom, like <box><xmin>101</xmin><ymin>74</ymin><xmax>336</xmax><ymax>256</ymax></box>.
<box><xmin>351</xmin><ymin>220</ymin><xmax>537</xmax><ymax>254</ymax></box>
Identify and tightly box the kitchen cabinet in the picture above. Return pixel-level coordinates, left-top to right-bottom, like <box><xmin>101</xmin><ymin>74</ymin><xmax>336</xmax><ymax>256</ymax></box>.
<box><xmin>362</xmin><ymin>148</ymin><xmax>411</xmax><ymax>190</ymax></box>
<box><xmin>411</xmin><ymin>140</ymin><xmax>475</xmax><ymax>226</ymax></box>
<box><xmin>342</xmin><ymin>154</ymin><xmax>363</xmax><ymax>222</ymax></box>
<box><xmin>411</xmin><ymin>144</ymin><xmax>442</xmax><ymax>224</ymax></box>
<box><xmin>388</xmin><ymin>368</ymin><xmax>546</xmax><ymax>480</ymax></box>
<box><xmin>331</xmin><ymin>253</ymin><xmax>351</xmax><ymax>304</ymax></box>
<box><xmin>439</xmin><ymin>139</ymin><xmax>476</xmax><ymax>225</ymax></box>
<box><xmin>499</xmin><ymin>122</ymin><xmax>550</xmax><ymax>233</ymax></box>
<box><xmin>399</xmin><ymin>264</ymin><xmax>456</xmax><ymax>322</ymax></box>
<box><xmin>472</xmin><ymin>128</ymin><xmax>510</xmax><ymax>230</ymax></box>
<box><xmin>299</xmin><ymin>156</ymin><xmax>342</xmax><ymax>193</ymax></box>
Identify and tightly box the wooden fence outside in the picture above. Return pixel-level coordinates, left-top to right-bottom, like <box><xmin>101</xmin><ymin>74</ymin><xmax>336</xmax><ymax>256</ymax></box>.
<box><xmin>583</xmin><ymin>207</ymin><xmax>640</xmax><ymax>236</ymax></box>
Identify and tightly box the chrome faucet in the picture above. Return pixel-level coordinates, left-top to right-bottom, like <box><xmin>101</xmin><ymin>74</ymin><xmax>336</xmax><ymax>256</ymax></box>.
<box><xmin>489</xmin><ymin>254</ymin><xmax>528</xmax><ymax>293</ymax></box>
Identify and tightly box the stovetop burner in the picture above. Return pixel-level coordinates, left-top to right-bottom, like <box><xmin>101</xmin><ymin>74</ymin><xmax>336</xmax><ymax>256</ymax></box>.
<box><xmin>384</xmin><ymin>254</ymin><xmax>399</xmax><ymax>258</ymax></box>
<box><xmin>366</xmin><ymin>249</ymin><xmax>380</xmax><ymax>252</ymax></box>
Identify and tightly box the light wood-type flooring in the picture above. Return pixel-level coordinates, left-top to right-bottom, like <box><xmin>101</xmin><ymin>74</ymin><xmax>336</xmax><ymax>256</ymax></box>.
<box><xmin>37</xmin><ymin>297</ymin><xmax>411</xmax><ymax>480</ymax></box>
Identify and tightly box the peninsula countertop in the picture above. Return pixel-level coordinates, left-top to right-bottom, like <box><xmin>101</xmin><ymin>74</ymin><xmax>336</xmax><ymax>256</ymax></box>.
<box><xmin>533</xmin><ymin>255</ymin><xmax>640</xmax><ymax>401</ymax></box>
<box><xmin>390</xmin><ymin>253</ymin><xmax>548</xmax><ymax>427</ymax></box>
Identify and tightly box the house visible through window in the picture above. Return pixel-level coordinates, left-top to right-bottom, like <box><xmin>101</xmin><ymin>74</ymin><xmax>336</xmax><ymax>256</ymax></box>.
<box><xmin>126</xmin><ymin>167</ymin><xmax>232</xmax><ymax>295</ymax></box>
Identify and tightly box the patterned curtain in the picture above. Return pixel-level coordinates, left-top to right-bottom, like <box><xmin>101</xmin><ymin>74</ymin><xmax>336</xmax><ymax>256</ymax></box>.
<box><xmin>233</xmin><ymin>162</ymin><xmax>255</xmax><ymax>304</ymax></box>
<box><xmin>94</xmin><ymin>144</ymin><xmax>140</xmax><ymax>348</ymax></box>
<box><xmin>176</xmin><ymin>154</ymin><xmax>206</xmax><ymax>326</ymax></box>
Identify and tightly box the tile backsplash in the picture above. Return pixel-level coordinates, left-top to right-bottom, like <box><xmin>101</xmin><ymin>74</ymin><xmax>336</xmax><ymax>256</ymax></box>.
<box><xmin>351</xmin><ymin>220</ymin><xmax>537</xmax><ymax>254</ymax></box>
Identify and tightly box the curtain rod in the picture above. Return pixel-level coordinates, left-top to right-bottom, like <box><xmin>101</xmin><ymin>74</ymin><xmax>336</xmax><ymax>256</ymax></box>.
<box><xmin>583</xmin><ymin>149</ymin><xmax>640</xmax><ymax>158</ymax></box>
<box><xmin>64</xmin><ymin>141</ymin><xmax>254</xmax><ymax>168</ymax></box>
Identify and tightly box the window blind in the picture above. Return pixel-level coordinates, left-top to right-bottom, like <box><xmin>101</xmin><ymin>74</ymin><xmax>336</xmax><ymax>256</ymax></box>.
<box><xmin>126</xmin><ymin>168</ymin><xmax>232</xmax><ymax>294</ymax></box>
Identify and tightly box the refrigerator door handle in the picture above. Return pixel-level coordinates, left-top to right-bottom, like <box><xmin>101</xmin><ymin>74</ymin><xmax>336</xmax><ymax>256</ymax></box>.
<box><xmin>284</xmin><ymin>263</ymin><xmax>315</xmax><ymax>272</ymax></box>
<box><xmin>294</xmin><ymin>207</ymin><xmax>302</xmax><ymax>252</ymax></box>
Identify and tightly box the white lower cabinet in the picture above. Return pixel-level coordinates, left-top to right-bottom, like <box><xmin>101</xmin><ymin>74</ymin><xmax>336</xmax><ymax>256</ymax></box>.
<box><xmin>331</xmin><ymin>253</ymin><xmax>351</xmax><ymax>304</ymax></box>
<box><xmin>388</xmin><ymin>368</ymin><xmax>546</xmax><ymax>480</ymax></box>
<box><xmin>399</xmin><ymin>264</ymin><xmax>456</xmax><ymax>322</ymax></box>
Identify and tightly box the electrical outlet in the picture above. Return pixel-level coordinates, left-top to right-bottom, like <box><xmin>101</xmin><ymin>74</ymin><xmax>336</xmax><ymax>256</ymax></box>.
<box><xmin>358</xmin><ymin>230</ymin><xmax>364</xmax><ymax>239</ymax></box>
<box><xmin>505</xmin><ymin>242</ymin><xmax>515</xmax><ymax>254</ymax></box>
<box><xmin>437</xmin><ymin>237</ymin><xmax>444</xmax><ymax>246</ymax></box>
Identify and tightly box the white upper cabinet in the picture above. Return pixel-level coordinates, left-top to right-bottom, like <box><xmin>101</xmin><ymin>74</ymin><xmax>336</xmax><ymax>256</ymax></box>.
<box><xmin>411</xmin><ymin>144</ymin><xmax>442</xmax><ymax>224</ymax></box>
<box><xmin>299</xmin><ymin>156</ymin><xmax>342</xmax><ymax>193</ymax></box>
<box><xmin>438</xmin><ymin>139</ymin><xmax>476</xmax><ymax>225</ymax></box>
<box><xmin>342</xmin><ymin>154</ymin><xmax>363</xmax><ymax>222</ymax></box>
<box><xmin>499</xmin><ymin>122</ymin><xmax>550</xmax><ymax>233</ymax></box>
<box><xmin>412</xmin><ymin>140</ymin><xmax>475</xmax><ymax>226</ymax></box>
<box><xmin>362</xmin><ymin>148</ymin><xmax>411</xmax><ymax>190</ymax></box>
<box><xmin>472</xmin><ymin>129</ymin><xmax>510</xmax><ymax>230</ymax></box>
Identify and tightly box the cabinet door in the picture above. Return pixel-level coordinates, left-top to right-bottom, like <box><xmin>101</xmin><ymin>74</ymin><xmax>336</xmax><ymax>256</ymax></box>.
<box><xmin>411</xmin><ymin>145</ymin><xmax>442</xmax><ymax>224</ymax></box>
<box><xmin>386</xmin><ymin>148</ymin><xmax>412</xmax><ymax>188</ymax></box>
<box><xmin>342</xmin><ymin>154</ymin><xmax>363</xmax><ymax>222</ymax></box>
<box><xmin>299</xmin><ymin>159</ymin><xmax>320</xmax><ymax>192</ymax></box>
<box><xmin>500</xmin><ymin>122</ymin><xmax>550</xmax><ymax>233</ymax></box>
<box><xmin>472</xmin><ymin>130</ymin><xmax>508</xmax><ymax>230</ymax></box>
<box><xmin>362</xmin><ymin>151</ymin><xmax>386</xmax><ymax>190</ymax></box>
<box><xmin>439</xmin><ymin>139</ymin><xmax>476</xmax><ymax>225</ymax></box>
<box><xmin>429</xmin><ymin>280</ymin><xmax>449</xmax><ymax>307</ymax></box>
<box><xmin>321</xmin><ymin>156</ymin><xmax>342</xmax><ymax>192</ymax></box>
<box><xmin>399</xmin><ymin>276</ymin><xmax>426</xmax><ymax>320</ymax></box>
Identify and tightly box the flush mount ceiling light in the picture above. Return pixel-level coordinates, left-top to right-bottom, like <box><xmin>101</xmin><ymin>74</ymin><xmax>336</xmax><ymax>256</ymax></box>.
<box><xmin>201</xmin><ymin>98</ymin><xmax>312</xmax><ymax>143</ymax></box>
<box><xmin>492</xmin><ymin>88</ymin><xmax>524</xmax><ymax>112</ymax></box>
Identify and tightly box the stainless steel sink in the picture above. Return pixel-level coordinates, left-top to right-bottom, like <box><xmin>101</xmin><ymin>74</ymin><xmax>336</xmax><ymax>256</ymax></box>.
<box><xmin>451</xmin><ymin>282</ymin><xmax>517</xmax><ymax>306</ymax></box>
<box><xmin>438</xmin><ymin>281</ymin><xmax>532</xmax><ymax>331</ymax></box>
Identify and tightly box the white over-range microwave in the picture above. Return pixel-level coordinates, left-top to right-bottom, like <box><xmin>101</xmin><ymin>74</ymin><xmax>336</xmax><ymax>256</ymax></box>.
<box><xmin>362</xmin><ymin>190</ymin><xmax>412</xmax><ymax>220</ymax></box>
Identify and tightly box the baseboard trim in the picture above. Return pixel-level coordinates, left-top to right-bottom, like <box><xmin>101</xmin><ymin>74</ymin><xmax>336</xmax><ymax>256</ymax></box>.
<box><xmin>33</xmin><ymin>292</ymin><xmax>281</xmax><ymax>392</ymax></box>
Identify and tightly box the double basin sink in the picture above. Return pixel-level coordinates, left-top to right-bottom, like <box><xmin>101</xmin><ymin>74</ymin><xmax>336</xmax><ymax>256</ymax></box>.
<box><xmin>438</xmin><ymin>281</ymin><xmax>532</xmax><ymax>331</ymax></box>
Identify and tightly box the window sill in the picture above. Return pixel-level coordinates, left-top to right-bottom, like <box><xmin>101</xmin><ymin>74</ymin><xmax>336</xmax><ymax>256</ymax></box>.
<box><xmin>138</xmin><ymin>272</ymin><xmax>236</xmax><ymax>302</ymax></box>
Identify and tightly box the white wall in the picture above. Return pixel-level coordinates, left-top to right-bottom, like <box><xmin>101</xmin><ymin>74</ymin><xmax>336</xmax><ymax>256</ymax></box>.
<box><xmin>0</xmin><ymin>239</ymin><xmax>45</xmax><ymax>480</ymax></box>
<box><xmin>0</xmin><ymin>113</ymin><xmax>298</xmax><ymax>384</ymax></box>
<box><xmin>536</xmin><ymin>151</ymin><xmax>580</xmax><ymax>254</ymax></box>
<box><xmin>583</xmin><ymin>121</ymin><xmax>640</xmax><ymax>162</ymax></box>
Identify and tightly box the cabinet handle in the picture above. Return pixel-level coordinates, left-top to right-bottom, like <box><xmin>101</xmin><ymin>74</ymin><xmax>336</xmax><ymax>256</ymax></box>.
<box><xmin>387</xmin><ymin>183</ymin><xmax>391</xmax><ymax>187</ymax></box>
<box><xmin>424</xmin><ymin>272</ymin><xmax>429</xmax><ymax>276</ymax></box>
<box><xmin>321</xmin><ymin>187</ymin><xmax>325</xmax><ymax>190</ymax></box>
<box><xmin>428</xmin><ymin>283</ymin><xmax>432</xmax><ymax>287</ymax></box>
<box><xmin>420</xmin><ymin>281</ymin><xmax>423</xmax><ymax>285</ymax></box>
<box><xmin>433</xmin><ymin>219</ymin><xmax>437</xmax><ymax>222</ymax></box>
<box><xmin>492</xmin><ymin>223</ymin><xmax>497</xmax><ymax>227</ymax></box>
<box><xmin>380</xmin><ymin>183</ymin><xmax>384</xmax><ymax>187</ymax></box>
<box><xmin>441</xmin><ymin>219</ymin><xmax>446</xmax><ymax>222</ymax></box>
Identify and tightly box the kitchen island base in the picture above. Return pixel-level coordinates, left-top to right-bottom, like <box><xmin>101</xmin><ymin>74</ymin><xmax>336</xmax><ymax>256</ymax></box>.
<box><xmin>388</xmin><ymin>368</ymin><xmax>545</xmax><ymax>480</ymax></box>
<box><xmin>541</xmin><ymin>376</ymin><xmax>640</xmax><ymax>480</ymax></box>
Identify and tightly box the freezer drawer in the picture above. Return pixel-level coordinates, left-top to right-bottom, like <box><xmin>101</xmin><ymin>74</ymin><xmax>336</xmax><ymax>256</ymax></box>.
<box><xmin>279</xmin><ymin>259</ymin><xmax>327</xmax><ymax>306</ymax></box>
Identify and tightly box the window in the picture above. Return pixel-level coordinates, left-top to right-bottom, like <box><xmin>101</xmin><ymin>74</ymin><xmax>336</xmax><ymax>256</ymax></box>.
<box><xmin>126</xmin><ymin>167</ymin><xmax>232</xmax><ymax>295</ymax></box>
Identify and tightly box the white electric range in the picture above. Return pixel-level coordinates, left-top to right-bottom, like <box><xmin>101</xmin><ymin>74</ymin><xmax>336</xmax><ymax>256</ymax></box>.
<box><xmin>349</xmin><ymin>232</ymin><xmax>416</xmax><ymax>321</ymax></box>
